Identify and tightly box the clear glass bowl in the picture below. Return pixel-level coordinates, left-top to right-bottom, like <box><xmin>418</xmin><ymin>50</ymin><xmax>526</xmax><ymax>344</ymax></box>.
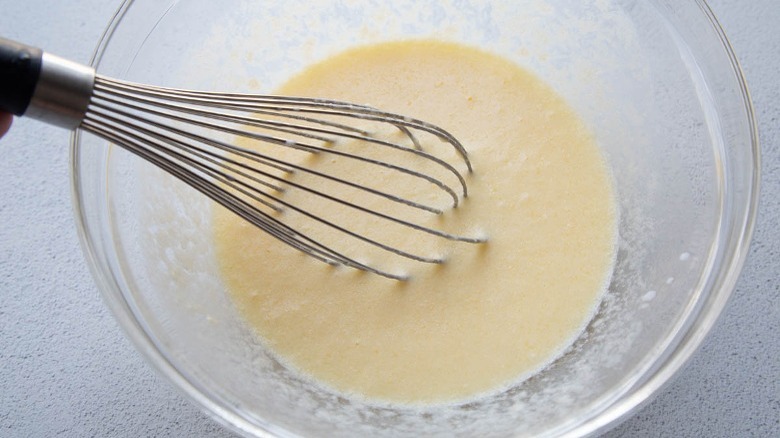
<box><xmin>71</xmin><ymin>0</ymin><xmax>759</xmax><ymax>436</ymax></box>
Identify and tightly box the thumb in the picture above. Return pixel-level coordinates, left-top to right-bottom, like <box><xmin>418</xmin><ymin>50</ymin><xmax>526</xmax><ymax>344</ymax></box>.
<box><xmin>0</xmin><ymin>112</ymin><xmax>12</xmax><ymax>138</ymax></box>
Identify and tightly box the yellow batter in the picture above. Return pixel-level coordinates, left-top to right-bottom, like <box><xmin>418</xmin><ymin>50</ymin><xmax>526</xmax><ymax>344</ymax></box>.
<box><xmin>214</xmin><ymin>40</ymin><xmax>616</xmax><ymax>404</ymax></box>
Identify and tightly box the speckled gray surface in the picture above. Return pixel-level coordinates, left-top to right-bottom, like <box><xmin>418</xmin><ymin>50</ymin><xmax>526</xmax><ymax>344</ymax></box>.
<box><xmin>0</xmin><ymin>1</ymin><xmax>777</xmax><ymax>437</ymax></box>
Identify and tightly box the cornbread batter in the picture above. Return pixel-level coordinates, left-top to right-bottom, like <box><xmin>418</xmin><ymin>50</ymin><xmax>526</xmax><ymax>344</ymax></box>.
<box><xmin>213</xmin><ymin>41</ymin><xmax>616</xmax><ymax>404</ymax></box>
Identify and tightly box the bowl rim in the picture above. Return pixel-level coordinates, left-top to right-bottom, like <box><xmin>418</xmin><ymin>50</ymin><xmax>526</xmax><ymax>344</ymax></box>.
<box><xmin>579</xmin><ymin>2</ymin><xmax>761</xmax><ymax>434</ymax></box>
<box><xmin>69</xmin><ymin>0</ymin><xmax>761</xmax><ymax>436</ymax></box>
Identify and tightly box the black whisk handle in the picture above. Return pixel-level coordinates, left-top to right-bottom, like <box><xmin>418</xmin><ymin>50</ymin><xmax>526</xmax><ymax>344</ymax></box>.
<box><xmin>0</xmin><ymin>37</ymin><xmax>94</xmax><ymax>129</ymax></box>
<box><xmin>0</xmin><ymin>37</ymin><xmax>43</xmax><ymax>117</ymax></box>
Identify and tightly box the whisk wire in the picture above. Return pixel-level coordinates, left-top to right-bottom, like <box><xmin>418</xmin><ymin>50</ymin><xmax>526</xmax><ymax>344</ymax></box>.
<box><xmin>86</xmin><ymin>101</ymin><xmax>478</xmax><ymax>249</ymax></box>
<box><xmin>83</xmin><ymin>114</ymin><xmax>415</xmax><ymax>280</ymax></box>
<box><xmin>89</xmin><ymin>99</ymin><xmax>452</xmax><ymax>215</ymax></box>
<box><xmin>84</xmin><ymin>75</ymin><xmax>486</xmax><ymax>279</ymax></box>
<box><xmin>96</xmin><ymin>77</ymin><xmax>472</xmax><ymax>170</ymax></box>
<box><xmin>94</xmin><ymin>81</ymin><xmax>470</xmax><ymax>202</ymax></box>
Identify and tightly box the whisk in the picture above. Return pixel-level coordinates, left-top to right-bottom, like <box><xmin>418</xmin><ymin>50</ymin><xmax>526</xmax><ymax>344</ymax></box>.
<box><xmin>0</xmin><ymin>37</ymin><xmax>484</xmax><ymax>280</ymax></box>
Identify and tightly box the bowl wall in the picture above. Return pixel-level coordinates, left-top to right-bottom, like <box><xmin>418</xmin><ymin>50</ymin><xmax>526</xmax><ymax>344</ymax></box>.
<box><xmin>72</xmin><ymin>0</ymin><xmax>758</xmax><ymax>436</ymax></box>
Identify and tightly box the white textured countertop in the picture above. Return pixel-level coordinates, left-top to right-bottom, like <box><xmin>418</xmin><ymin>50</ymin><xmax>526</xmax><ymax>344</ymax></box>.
<box><xmin>1</xmin><ymin>1</ymin><xmax>777</xmax><ymax>436</ymax></box>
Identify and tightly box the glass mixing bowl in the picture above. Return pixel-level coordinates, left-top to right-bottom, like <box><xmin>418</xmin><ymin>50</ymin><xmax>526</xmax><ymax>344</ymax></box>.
<box><xmin>71</xmin><ymin>0</ymin><xmax>759</xmax><ymax>436</ymax></box>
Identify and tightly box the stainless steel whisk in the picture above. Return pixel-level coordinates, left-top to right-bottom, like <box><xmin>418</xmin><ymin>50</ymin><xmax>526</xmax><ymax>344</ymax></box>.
<box><xmin>0</xmin><ymin>37</ymin><xmax>484</xmax><ymax>280</ymax></box>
